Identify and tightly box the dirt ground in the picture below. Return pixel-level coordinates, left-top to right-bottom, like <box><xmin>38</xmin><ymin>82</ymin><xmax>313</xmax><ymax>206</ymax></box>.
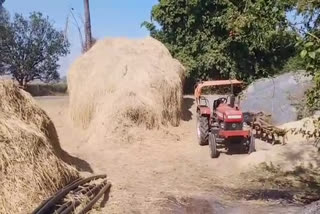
<box><xmin>35</xmin><ymin>95</ymin><xmax>304</xmax><ymax>214</ymax></box>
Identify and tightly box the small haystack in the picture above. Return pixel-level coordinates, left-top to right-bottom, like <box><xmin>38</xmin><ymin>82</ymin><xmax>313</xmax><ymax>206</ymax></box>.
<box><xmin>0</xmin><ymin>81</ymin><xmax>79</xmax><ymax>214</ymax></box>
<box><xmin>280</xmin><ymin>117</ymin><xmax>318</xmax><ymax>144</ymax></box>
<box><xmin>68</xmin><ymin>37</ymin><xmax>185</xmax><ymax>142</ymax></box>
<box><xmin>240</xmin><ymin>117</ymin><xmax>319</xmax><ymax>171</ymax></box>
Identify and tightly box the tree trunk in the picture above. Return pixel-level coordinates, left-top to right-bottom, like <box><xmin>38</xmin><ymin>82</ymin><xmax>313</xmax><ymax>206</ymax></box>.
<box><xmin>22</xmin><ymin>77</ymin><xmax>28</xmax><ymax>88</ymax></box>
<box><xmin>16</xmin><ymin>77</ymin><xmax>27</xmax><ymax>89</ymax></box>
<box><xmin>84</xmin><ymin>0</ymin><xmax>92</xmax><ymax>52</ymax></box>
<box><xmin>17</xmin><ymin>78</ymin><xmax>23</xmax><ymax>87</ymax></box>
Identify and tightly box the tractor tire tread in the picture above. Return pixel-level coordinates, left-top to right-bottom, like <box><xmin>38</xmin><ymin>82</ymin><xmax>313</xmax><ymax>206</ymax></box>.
<box><xmin>209</xmin><ymin>133</ymin><xmax>219</xmax><ymax>158</ymax></box>
<box><xmin>198</xmin><ymin>116</ymin><xmax>209</xmax><ymax>146</ymax></box>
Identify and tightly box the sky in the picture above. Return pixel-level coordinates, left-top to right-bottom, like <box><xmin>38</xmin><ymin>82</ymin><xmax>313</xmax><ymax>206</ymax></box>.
<box><xmin>3</xmin><ymin>1</ymin><xmax>301</xmax><ymax>77</ymax></box>
<box><xmin>3</xmin><ymin>0</ymin><xmax>158</xmax><ymax>76</ymax></box>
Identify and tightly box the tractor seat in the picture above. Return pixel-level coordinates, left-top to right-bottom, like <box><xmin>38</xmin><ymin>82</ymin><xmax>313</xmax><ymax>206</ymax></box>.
<box><xmin>213</xmin><ymin>99</ymin><xmax>221</xmax><ymax>110</ymax></box>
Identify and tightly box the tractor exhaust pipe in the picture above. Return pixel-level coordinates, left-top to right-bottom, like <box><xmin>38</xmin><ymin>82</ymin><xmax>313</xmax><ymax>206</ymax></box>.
<box><xmin>230</xmin><ymin>82</ymin><xmax>235</xmax><ymax>108</ymax></box>
<box><xmin>230</xmin><ymin>95</ymin><xmax>235</xmax><ymax>108</ymax></box>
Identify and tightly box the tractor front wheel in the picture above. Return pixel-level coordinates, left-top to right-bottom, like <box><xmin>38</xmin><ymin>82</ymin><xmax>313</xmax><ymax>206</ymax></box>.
<box><xmin>197</xmin><ymin>115</ymin><xmax>209</xmax><ymax>146</ymax></box>
<box><xmin>209</xmin><ymin>133</ymin><xmax>219</xmax><ymax>158</ymax></box>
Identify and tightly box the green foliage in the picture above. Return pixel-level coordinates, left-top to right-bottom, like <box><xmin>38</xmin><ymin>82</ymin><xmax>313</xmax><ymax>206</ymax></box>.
<box><xmin>287</xmin><ymin>1</ymin><xmax>320</xmax><ymax>144</ymax></box>
<box><xmin>143</xmin><ymin>0</ymin><xmax>297</xmax><ymax>83</ymax></box>
<box><xmin>0</xmin><ymin>12</ymin><xmax>69</xmax><ymax>86</ymax></box>
<box><xmin>306</xmin><ymin>73</ymin><xmax>320</xmax><ymax>111</ymax></box>
<box><xmin>281</xmin><ymin>54</ymin><xmax>306</xmax><ymax>73</ymax></box>
<box><xmin>297</xmin><ymin>34</ymin><xmax>320</xmax><ymax>77</ymax></box>
<box><xmin>0</xmin><ymin>1</ymin><xmax>9</xmax><ymax>74</ymax></box>
<box><xmin>25</xmin><ymin>83</ymin><xmax>68</xmax><ymax>96</ymax></box>
<box><xmin>291</xmin><ymin>1</ymin><xmax>320</xmax><ymax>112</ymax></box>
<box><xmin>296</xmin><ymin>0</ymin><xmax>320</xmax><ymax>30</ymax></box>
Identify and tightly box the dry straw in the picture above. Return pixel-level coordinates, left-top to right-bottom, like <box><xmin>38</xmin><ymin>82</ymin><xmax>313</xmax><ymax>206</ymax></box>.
<box><xmin>68</xmin><ymin>37</ymin><xmax>185</xmax><ymax>142</ymax></box>
<box><xmin>0</xmin><ymin>81</ymin><xmax>79</xmax><ymax>214</ymax></box>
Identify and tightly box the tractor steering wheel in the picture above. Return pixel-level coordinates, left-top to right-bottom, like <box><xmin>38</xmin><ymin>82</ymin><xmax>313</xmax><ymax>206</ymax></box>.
<box><xmin>214</xmin><ymin>97</ymin><xmax>228</xmax><ymax>110</ymax></box>
<box><xmin>218</xmin><ymin>97</ymin><xmax>227</xmax><ymax>104</ymax></box>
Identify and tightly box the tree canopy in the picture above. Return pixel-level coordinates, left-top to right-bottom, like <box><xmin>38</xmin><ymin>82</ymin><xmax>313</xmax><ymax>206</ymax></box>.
<box><xmin>0</xmin><ymin>0</ymin><xmax>10</xmax><ymax>75</ymax></box>
<box><xmin>0</xmin><ymin>12</ymin><xmax>69</xmax><ymax>86</ymax></box>
<box><xmin>143</xmin><ymin>0</ymin><xmax>297</xmax><ymax>84</ymax></box>
<box><xmin>288</xmin><ymin>0</ymin><xmax>320</xmax><ymax>111</ymax></box>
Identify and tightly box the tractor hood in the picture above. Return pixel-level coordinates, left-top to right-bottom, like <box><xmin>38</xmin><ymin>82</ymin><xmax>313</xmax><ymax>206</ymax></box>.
<box><xmin>216</xmin><ymin>104</ymin><xmax>243</xmax><ymax>122</ymax></box>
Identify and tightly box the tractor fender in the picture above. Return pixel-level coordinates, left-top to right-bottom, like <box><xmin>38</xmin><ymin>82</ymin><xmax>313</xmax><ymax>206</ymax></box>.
<box><xmin>197</xmin><ymin>106</ymin><xmax>211</xmax><ymax>116</ymax></box>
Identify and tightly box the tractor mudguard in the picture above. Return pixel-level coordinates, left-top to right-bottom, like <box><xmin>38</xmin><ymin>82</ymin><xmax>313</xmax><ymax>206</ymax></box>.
<box><xmin>198</xmin><ymin>106</ymin><xmax>211</xmax><ymax>116</ymax></box>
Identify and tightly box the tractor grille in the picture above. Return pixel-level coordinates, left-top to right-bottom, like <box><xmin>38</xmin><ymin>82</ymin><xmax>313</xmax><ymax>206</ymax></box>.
<box><xmin>225</xmin><ymin>122</ymin><xmax>243</xmax><ymax>131</ymax></box>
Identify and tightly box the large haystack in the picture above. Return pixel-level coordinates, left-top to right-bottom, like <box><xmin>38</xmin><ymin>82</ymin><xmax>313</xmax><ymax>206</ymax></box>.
<box><xmin>68</xmin><ymin>37</ymin><xmax>185</xmax><ymax>142</ymax></box>
<box><xmin>0</xmin><ymin>81</ymin><xmax>78</xmax><ymax>214</ymax></box>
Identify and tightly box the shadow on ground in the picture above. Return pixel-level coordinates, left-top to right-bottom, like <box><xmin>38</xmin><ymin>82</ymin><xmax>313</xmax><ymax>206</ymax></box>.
<box><xmin>217</xmin><ymin>184</ymin><xmax>300</xmax><ymax>204</ymax></box>
<box><xmin>159</xmin><ymin>193</ymin><xmax>302</xmax><ymax>214</ymax></box>
<box><xmin>160</xmin><ymin>196</ymin><xmax>225</xmax><ymax>214</ymax></box>
<box><xmin>46</xmin><ymin>119</ymin><xmax>94</xmax><ymax>173</ymax></box>
<box><xmin>182</xmin><ymin>97</ymin><xmax>194</xmax><ymax>121</ymax></box>
<box><xmin>238</xmin><ymin>188</ymin><xmax>296</xmax><ymax>203</ymax></box>
<box><xmin>61</xmin><ymin>151</ymin><xmax>94</xmax><ymax>173</ymax></box>
<box><xmin>248</xmin><ymin>163</ymin><xmax>320</xmax><ymax>204</ymax></box>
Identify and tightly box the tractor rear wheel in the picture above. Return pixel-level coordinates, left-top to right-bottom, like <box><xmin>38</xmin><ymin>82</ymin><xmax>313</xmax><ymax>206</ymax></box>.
<box><xmin>248</xmin><ymin>136</ymin><xmax>256</xmax><ymax>154</ymax></box>
<box><xmin>209</xmin><ymin>133</ymin><xmax>219</xmax><ymax>158</ymax></box>
<box><xmin>197</xmin><ymin>115</ymin><xmax>209</xmax><ymax>146</ymax></box>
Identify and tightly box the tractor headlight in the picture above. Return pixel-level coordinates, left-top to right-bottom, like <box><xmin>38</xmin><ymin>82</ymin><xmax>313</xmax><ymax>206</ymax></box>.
<box><xmin>220</xmin><ymin>123</ymin><xmax>225</xmax><ymax>129</ymax></box>
<box><xmin>227</xmin><ymin>115</ymin><xmax>242</xmax><ymax>119</ymax></box>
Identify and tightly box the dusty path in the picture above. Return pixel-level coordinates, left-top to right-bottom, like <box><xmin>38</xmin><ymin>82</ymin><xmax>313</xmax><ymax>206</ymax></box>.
<box><xmin>35</xmin><ymin>96</ymin><xmax>303</xmax><ymax>213</ymax></box>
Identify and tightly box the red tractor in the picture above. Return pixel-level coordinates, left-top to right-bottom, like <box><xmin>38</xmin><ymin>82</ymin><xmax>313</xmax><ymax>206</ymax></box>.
<box><xmin>194</xmin><ymin>80</ymin><xmax>255</xmax><ymax>158</ymax></box>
